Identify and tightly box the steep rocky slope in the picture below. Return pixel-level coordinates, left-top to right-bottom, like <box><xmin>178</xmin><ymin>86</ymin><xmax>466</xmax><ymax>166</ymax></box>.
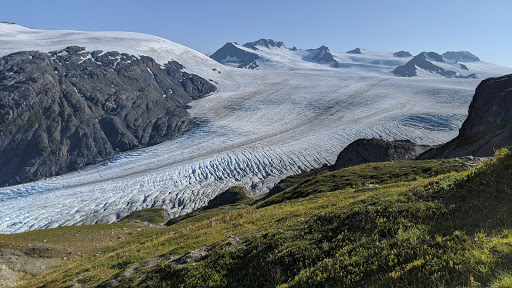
<box><xmin>334</xmin><ymin>138</ymin><xmax>431</xmax><ymax>170</ymax></box>
<box><xmin>419</xmin><ymin>74</ymin><xmax>512</xmax><ymax>158</ymax></box>
<box><xmin>0</xmin><ymin>46</ymin><xmax>216</xmax><ymax>186</ymax></box>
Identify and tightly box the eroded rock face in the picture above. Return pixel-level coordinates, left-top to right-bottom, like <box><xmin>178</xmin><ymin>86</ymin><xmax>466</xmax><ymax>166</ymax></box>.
<box><xmin>419</xmin><ymin>74</ymin><xmax>512</xmax><ymax>159</ymax></box>
<box><xmin>0</xmin><ymin>46</ymin><xmax>216</xmax><ymax>185</ymax></box>
<box><xmin>334</xmin><ymin>138</ymin><xmax>431</xmax><ymax>170</ymax></box>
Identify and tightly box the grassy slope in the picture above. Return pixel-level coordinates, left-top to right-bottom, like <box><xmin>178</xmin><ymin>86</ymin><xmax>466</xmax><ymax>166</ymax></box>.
<box><xmin>119</xmin><ymin>208</ymin><xmax>167</xmax><ymax>225</ymax></box>
<box><xmin>13</xmin><ymin>151</ymin><xmax>512</xmax><ymax>287</ymax></box>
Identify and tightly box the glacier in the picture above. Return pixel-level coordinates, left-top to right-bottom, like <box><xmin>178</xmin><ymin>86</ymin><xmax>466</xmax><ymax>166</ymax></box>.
<box><xmin>1</xmin><ymin>23</ymin><xmax>511</xmax><ymax>233</ymax></box>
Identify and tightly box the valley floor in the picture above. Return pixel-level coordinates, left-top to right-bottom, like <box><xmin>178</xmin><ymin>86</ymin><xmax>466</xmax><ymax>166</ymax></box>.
<box><xmin>0</xmin><ymin>68</ymin><xmax>479</xmax><ymax>233</ymax></box>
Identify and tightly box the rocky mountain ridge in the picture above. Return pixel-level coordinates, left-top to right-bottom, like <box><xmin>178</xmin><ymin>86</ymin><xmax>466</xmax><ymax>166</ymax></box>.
<box><xmin>0</xmin><ymin>46</ymin><xmax>216</xmax><ymax>186</ymax></box>
<box><xmin>393</xmin><ymin>52</ymin><xmax>478</xmax><ymax>78</ymax></box>
<box><xmin>209</xmin><ymin>39</ymin><xmax>502</xmax><ymax>78</ymax></box>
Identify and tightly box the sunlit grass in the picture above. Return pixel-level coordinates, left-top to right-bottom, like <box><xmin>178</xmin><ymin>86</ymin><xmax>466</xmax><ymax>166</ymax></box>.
<box><xmin>12</xmin><ymin>149</ymin><xmax>512</xmax><ymax>287</ymax></box>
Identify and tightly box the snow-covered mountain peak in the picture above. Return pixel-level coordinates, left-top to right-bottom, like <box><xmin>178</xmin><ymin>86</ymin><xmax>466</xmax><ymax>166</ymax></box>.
<box><xmin>0</xmin><ymin>22</ymin><xmax>32</xmax><ymax>33</ymax></box>
<box><xmin>420</xmin><ymin>52</ymin><xmax>445</xmax><ymax>62</ymax></box>
<box><xmin>209</xmin><ymin>38</ymin><xmax>511</xmax><ymax>78</ymax></box>
<box><xmin>304</xmin><ymin>45</ymin><xmax>337</xmax><ymax>64</ymax></box>
<box><xmin>394</xmin><ymin>51</ymin><xmax>479</xmax><ymax>78</ymax></box>
<box><xmin>209</xmin><ymin>42</ymin><xmax>260</xmax><ymax>69</ymax></box>
<box><xmin>0</xmin><ymin>23</ymin><xmax>224</xmax><ymax>80</ymax></box>
<box><xmin>346</xmin><ymin>48</ymin><xmax>366</xmax><ymax>54</ymax></box>
<box><xmin>442</xmin><ymin>51</ymin><xmax>480</xmax><ymax>62</ymax></box>
<box><xmin>243</xmin><ymin>39</ymin><xmax>287</xmax><ymax>50</ymax></box>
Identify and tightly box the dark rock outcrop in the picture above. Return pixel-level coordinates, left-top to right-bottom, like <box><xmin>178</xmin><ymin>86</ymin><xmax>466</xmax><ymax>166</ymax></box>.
<box><xmin>442</xmin><ymin>51</ymin><xmax>480</xmax><ymax>62</ymax></box>
<box><xmin>346</xmin><ymin>48</ymin><xmax>365</xmax><ymax>54</ymax></box>
<box><xmin>334</xmin><ymin>138</ymin><xmax>431</xmax><ymax>170</ymax></box>
<box><xmin>209</xmin><ymin>42</ymin><xmax>260</xmax><ymax>69</ymax></box>
<box><xmin>393</xmin><ymin>52</ymin><xmax>478</xmax><ymax>79</ymax></box>
<box><xmin>418</xmin><ymin>74</ymin><xmax>512</xmax><ymax>159</ymax></box>
<box><xmin>393</xmin><ymin>51</ymin><xmax>412</xmax><ymax>58</ymax></box>
<box><xmin>303</xmin><ymin>45</ymin><xmax>337</xmax><ymax>64</ymax></box>
<box><xmin>0</xmin><ymin>46</ymin><xmax>216</xmax><ymax>186</ymax></box>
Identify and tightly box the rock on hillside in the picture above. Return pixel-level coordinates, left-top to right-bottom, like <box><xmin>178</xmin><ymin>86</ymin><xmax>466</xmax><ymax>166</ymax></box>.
<box><xmin>418</xmin><ymin>74</ymin><xmax>512</xmax><ymax>159</ymax></box>
<box><xmin>0</xmin><ymin>46</ymin><xmax>216</xmax><ymax>186</ymax></box>
<box><xmin>334</xmin><ymin>138</ymin><xmax>431</xmax><ymax>170</ymax></box>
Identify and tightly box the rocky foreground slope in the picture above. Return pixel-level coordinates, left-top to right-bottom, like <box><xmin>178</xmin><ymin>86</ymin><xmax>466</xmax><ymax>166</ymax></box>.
<box><xmin>0</xmin><ymin>46</ymin><xmax>216</xmax><ymax>185</ymax></box>
<box><xmin>419</xmin><ymin>73</ymin><xmax>512</xmax><ymax>159</ymax></box>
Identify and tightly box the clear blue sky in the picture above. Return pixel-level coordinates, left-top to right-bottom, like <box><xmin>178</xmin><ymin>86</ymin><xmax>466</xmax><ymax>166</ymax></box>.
<box><xmin>1</xmin><ymin>0</ymin><xmax>511</xmax><ymax>67</ymax></box>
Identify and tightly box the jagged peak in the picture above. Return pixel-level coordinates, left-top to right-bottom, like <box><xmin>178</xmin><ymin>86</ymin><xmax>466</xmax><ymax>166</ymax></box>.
<box><xmin>243</xmin><ymin>39</ymin><xmax>287</xmax><ymax>50</ymax></box>
<box><xmin>417</xmin><ymin>52</ymin><xmax>445</xmax><ymax>62</ymax></box>
<box><xmin>346</xmin><ymin>48</ymin><xmax>366</xmax><ymax>54</ymax></box>
<box><xmin>304</xmin><ymin>45</ymin><xmax>337</xmax><ymax>64</ymax></box>
<box><xmin>306</xmin><ymin>45</ymin><xmax>330</xmax><ymax>52</ymax></box>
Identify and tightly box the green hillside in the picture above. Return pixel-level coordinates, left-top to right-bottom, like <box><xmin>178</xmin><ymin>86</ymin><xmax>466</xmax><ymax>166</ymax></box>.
<box><xmin>5</xmin><ymin>150</ymin><xmax>512</xmax><ymax>287</ymax></box>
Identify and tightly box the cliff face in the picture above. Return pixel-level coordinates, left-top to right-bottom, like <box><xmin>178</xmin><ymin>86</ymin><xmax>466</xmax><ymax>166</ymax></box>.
<box><xmin>0</xmin><ymin>46</ymin><xmax>216</xmax><ymax>186</ymax></box>
<box><xmin>334</xmin><ymin>138</ymin><xmax>431</xmax><ymax>170</ymax></box>
<box><xmin>419</xmin><ymin>74</ymin><xmax>512</xmax><ymax>159</ymax></box>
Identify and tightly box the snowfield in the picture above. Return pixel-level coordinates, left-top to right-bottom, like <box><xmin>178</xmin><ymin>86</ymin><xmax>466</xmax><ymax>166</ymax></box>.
<box><xmin>0</xmin><ymin>24</ymin><xmax>511</xmax><ymax>233</ymax></box>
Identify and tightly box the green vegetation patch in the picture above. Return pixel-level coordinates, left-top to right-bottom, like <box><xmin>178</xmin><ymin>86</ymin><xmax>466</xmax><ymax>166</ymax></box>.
<box><xmin>119</xmin><ymin>208</ymin><xmax>167</xmax><ymax>225</ymax></box>
<box><xmin>258</xmin><ymin>158</ymin><xmax>469</xmax><ymax>208</ymax></box>
<box><xmin>206</xmin><ymin>186</ymin><xmax>253</xmax><ymax>209</ymax></box>
<box><xmin>166</xmin><ymin>186</ymin><xmax>255</xmax><ymax>226</ymax></box>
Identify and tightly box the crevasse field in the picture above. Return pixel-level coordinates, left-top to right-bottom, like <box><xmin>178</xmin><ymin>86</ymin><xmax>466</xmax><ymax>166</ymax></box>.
<box><xmin>0</xmin><ymin>23</ymin><xmax>511</xmax><ymax>233</ymax></box>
